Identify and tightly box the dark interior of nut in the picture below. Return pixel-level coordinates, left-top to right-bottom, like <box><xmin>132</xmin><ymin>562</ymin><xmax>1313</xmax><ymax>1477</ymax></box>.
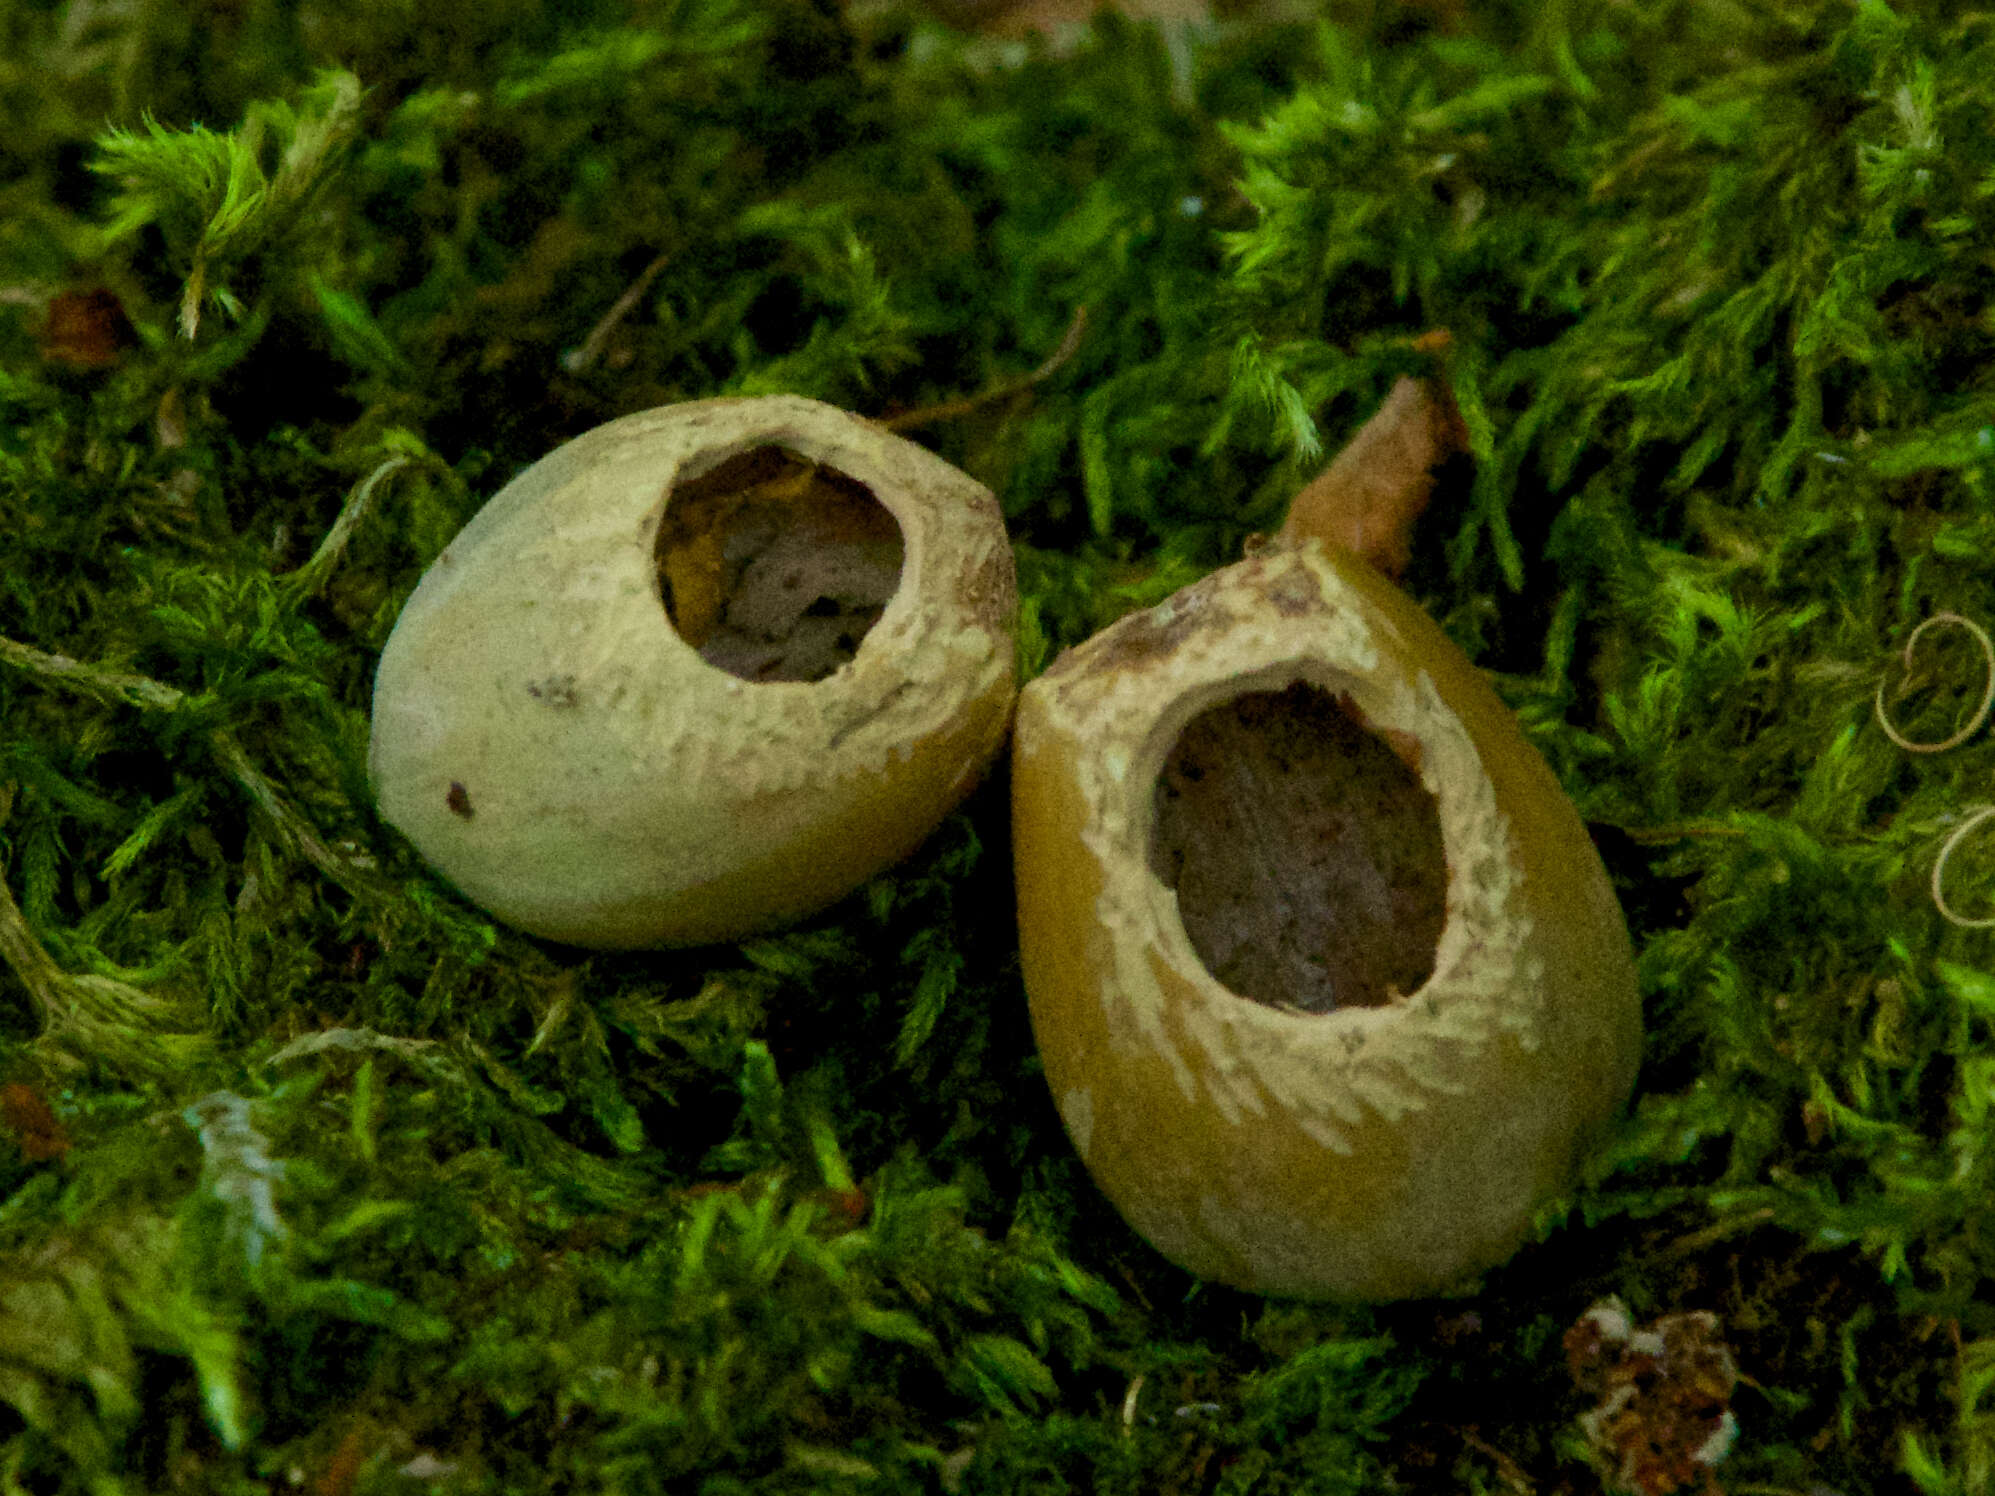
<box><xmin>655</xmin><ymin>445</ymin><xmax>904</xmax><ymax>683</ymax></box>
<box><xmin>1149</xmin><ymin>681</ymin><xmax>1447</xmax><ymax>1013</ymax></box>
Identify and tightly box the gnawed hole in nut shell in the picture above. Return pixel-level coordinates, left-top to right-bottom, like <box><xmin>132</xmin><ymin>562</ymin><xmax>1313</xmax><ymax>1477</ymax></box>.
<box><xmin>1149</xmin><ymin>681</ymin><xmax>1447</xmax><ymax>1013</ymax></box>
<box><xmin>655</xmin><ymin>445</ymin><xmax>904</xmax><ymax>683</ymax></box>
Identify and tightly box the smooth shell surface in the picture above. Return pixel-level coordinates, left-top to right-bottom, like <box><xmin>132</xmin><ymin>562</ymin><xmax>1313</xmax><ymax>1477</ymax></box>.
<box><xmin>1012</xmin><ymin>540</ymin><xmax>1639</xmax><ymax>1301</ymax></box>
<box><xmin>370</xmin><ymin>395</ymin><xmax>1016</xmax><ymax>947</ymax></box>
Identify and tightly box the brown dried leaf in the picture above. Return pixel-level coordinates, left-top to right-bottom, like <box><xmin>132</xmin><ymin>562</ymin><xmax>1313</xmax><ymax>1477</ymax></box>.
<box><xmin>314</xmin><ymin>1427</ymin><xmax>369</xmax><ymax>1496</ymax></box>
<box><xmin>1</xmin><ymin>1082</ymin><xmax>71</xmax><ymax>1162</ymax></box>
<box><xmin>1276</xmin><ymin>338</ymin><xmax>1470</xmax><ymax>579</ymax></box>
<box><xmin>38</xmin><ymin>288</ymin><xmax>137</xmax><ymax>371</ymax></box>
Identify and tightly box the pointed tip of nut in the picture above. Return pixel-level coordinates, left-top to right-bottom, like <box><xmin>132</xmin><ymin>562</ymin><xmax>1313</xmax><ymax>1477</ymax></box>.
<box><xmin>1277</xmin><ymin>341</ymin><xmax>1470</xmax><ymax>580</ymax></box>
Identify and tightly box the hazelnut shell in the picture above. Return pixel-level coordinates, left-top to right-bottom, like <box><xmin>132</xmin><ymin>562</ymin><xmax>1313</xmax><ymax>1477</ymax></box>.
<box><xmin>1012</xmin><ymin>540</ymin><xmax>1640</xmax><ymax>1300</ymax></box>
<box><xmin>370</xmin><ymin>395</ymin><xmax>1016</xmax><ymax>947</ymax></box>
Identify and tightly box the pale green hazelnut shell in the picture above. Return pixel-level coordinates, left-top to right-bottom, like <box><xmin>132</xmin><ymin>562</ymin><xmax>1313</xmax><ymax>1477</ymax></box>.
<box><xmin>1012</xmin><ymin>540</ymin><xmax>1640</xmax><ymax>1301</ymax></box>
<box><xmin>370</xmin><ymin>395</ymin><xmax>1016</xmax><ymax>948</ymax></box>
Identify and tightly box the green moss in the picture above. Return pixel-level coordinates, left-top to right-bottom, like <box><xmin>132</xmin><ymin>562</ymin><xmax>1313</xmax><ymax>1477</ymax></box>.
<box><xmin>5</xmin><ymin>0</ymin><xmax>1995</xmax><ymax>1491</ymax></box>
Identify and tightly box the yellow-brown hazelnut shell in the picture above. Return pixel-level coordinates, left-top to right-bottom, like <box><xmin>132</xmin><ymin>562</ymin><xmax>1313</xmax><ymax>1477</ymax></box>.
<box><xmin>370</xmin><ymin>395</ymin><xmax>1016</xmax><ymax>947</ymax></box>
<box><xmin>1012</xmin><ymin>540</ymin><xmax>1639</xmax><ymax>1301</ymax></box>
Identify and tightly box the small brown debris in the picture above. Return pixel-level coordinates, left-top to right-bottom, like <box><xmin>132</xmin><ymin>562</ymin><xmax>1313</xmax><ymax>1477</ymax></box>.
<box><xmin>1564</xmin><ymin>1297</ymin><xmax>1739</xmax><ymax>1496</ymax></box>
<box><xmin>812</xmin><ymin>1185</ymin><xmax>870</xmax><ymax>1226</ymax></box>
<box><xmin>1</xmin><ymin>1082</ymin><xmax>72</xmax><ymax>1162</ymax></box>
<box><xmin>38</xmin><ymin>288</ymin><xmax>138</xmax><ymax>370</ymax></box>
<box><xmin>342</xmin><ymin>943</ymin><xmax>369</xmax><ymax>980</ymax></box>
<box><xmin>313</xmin><ymin>1427</ymin><xmax>368</xmax><ymax>1496</ymax></box>
<box><xmin>525</xmin><ymin>675</ymin><xmax>580</xmax><ymax>708</ymax></box>
<box><xmin>446</xmin><ymin>782</ymin><xmax>474</xmax><ymax>819</ymax></box>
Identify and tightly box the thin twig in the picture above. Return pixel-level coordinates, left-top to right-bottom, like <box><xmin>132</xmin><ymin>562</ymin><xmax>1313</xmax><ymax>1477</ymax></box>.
<box><xmin>283</xmin><ymin>454</ymin><xmax>414</xmax><ymax>600</ymax></box>
<box><xmin>1661</xmin><ymin>1205</ymin><xmax>1776</xmax><ymax>1258</ymax></box>
<box><xmin>1451</xmin><ymin>1426</ymin><xmax>1535</xmax><ymax>1495</ymax></box>
<box><xmin>882</xmin><ymin>304</ymin><xmax>1089</xmax><ymax>432</ymax></box>
<box><xmin>562</xmin><ymin>251</ymin><xmax>673</xmax><ymax>375</ymax></box>
<box><xmin>1120</xmin><ymin>1374</ymin><xmax>1145</xmax><ymax>1434</ymax></box>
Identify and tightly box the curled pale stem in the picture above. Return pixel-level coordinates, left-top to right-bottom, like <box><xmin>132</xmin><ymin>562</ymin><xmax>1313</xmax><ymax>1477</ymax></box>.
<box><xmin>1932</xmin><ymin>804</ymin><xmax>1995</xmax><ymax>929</ymax></box>
<box><xmin>1874</xmin><ymin>611</ymin><xmax>1995</xmax><ymax>754</ymax></box>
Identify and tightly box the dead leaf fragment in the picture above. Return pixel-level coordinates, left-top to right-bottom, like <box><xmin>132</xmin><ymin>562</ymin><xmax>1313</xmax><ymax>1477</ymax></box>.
<box><xmin>1565</xmin><ymin>1297</ymin><xmax>1740</xmax><ymax>1496</ymax></box>
<box><xmin>1</xmin><ymin>1082</ymin><xmax>71</xmax><ymax>1162</ymax></box>
<box><xmin>38</xmin><ymin>288</ymin><xmax>137</xmax><ymax>371</ymax></box>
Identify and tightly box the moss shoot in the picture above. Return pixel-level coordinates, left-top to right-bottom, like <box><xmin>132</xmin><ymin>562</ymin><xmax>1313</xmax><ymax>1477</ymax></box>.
<box><xmin>4</xmin><ymin>1</ymin><xmax>1995</xmax><ymax>1493</ymax></box>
